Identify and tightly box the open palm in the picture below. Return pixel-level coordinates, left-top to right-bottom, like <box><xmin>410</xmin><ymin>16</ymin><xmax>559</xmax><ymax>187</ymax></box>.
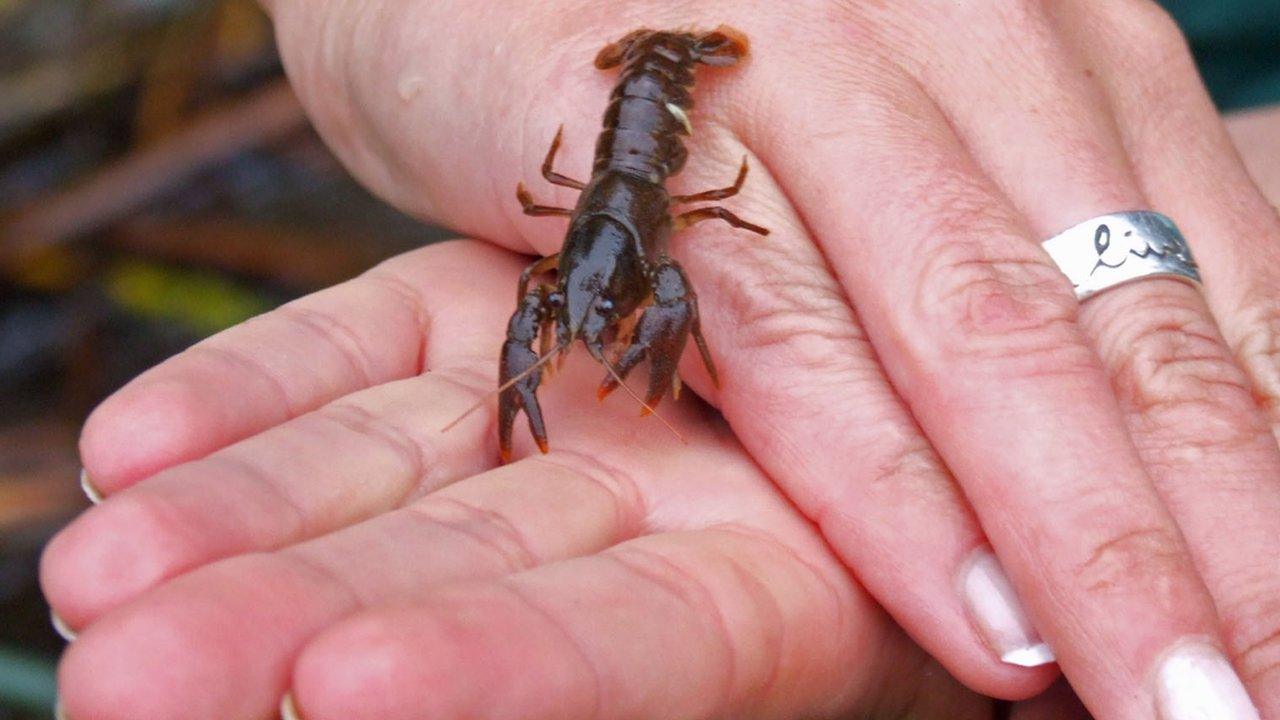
<box><xmin>40</xmin><ymin>240</ymin><xmax>1090</xmax><ymax>720</ymax></box>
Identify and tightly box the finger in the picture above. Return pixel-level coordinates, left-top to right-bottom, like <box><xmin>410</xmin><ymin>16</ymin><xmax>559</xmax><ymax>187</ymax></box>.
<box><xmin>675</xmin><ymin>147</ymin><xmax>1057</xmax><ymax>692</ymax></box>
<box><xmin>1055</xmin><ymin>1</ymin><xmax>1280</xmax><ymax>712</ymax></box>
<box><xmin>56</xmin><ymin>458</ymin><xmax>641</xmax><ymax>720</ymax></box>
<box><xmin>44</xmin><ymin>241</ymin><xmax>517</xmax><ymax>627</ymax></box>
<box><xmin>885</xmin><ymin>3</ymin><xmax>1280</xmax><ymax>716</ymax></box>
<box><xmin>58</xmin><ymin>342</ymin><xmax>856</xmax><ymax>720</ymax></box>
<box><xmin>1225</xmin><ymin>104</ymin><xmax>1280</xmax><ymax>206</ymax></box>
<box><xmin>45</xmin><ymin>372</ymin><xmax>491</xmax><ymax>629</ymax></box>
<box><xmin>748</xmin><ymin>30</ymin><xmax>1231</xmax><ymax>717</ymax></box>
<box><xmin>287</xmin><ymin>528</ymin><xmax>975</xmax><ymax>720</ymax></box>
<box><xmin>266</xmin><ymin>0</ymin><xmax>1052</xmax><ymax>697</ymax></box>
<box><xmin>857</xmin><ymin>0</ymin><xmax>1144</xmax><ymax>227</ymax></box>
<box><xmin>79</xmin><ymin>236</ymin><xmax>504</xmax><ymax>494</ymax></box>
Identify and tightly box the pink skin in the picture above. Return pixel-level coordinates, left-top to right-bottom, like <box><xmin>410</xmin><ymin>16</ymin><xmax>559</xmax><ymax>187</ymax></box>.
<box><xmin>52</xmin><ymin>241</ymin><xmax>1008</xmax><ymax>720</ymax></box>
<box><xmin>1227</xmin><ymin>104</ymin><xmax>1280</xmax><ymax>202</ymax></box>
<box><xmin>42</xmin><ymin>0</ymin><xmax>1280</xmax><ymax>717</ymax></box>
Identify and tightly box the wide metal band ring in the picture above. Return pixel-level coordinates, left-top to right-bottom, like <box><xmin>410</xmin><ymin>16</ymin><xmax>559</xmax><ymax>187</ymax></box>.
<box><xmin>1041</xmin><ymin>211</ymin><xmax>1201</xmax><ymax>301</ymax></box>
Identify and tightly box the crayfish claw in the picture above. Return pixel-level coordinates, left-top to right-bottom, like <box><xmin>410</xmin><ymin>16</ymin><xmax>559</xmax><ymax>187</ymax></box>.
<box><xmin>597</xmin><ymin>343</ymin><xmax>646</xmax><ymax>401</ymax></box>
<box><xmin>597</xmin><ymin>260</ymin><xmax>706</xmax><ymax>415</ymax></box>
<box><xmin>498</xmin><ymin>288</ymin><xmax>553</xmax><ymax>463</ymax></box>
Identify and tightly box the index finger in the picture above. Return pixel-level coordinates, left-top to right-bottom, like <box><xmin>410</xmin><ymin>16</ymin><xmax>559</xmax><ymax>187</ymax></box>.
<box><xmin>78</xmin><ymin>240</ymin><xmax>508</xmax><ymax>493</ymax></box>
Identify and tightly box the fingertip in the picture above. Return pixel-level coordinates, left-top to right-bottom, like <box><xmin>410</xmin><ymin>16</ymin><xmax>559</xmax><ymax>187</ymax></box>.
<box><xmin>294</xmin><ymin>597</ymin><xmax>583</xmax><ymax>720</ymax></box>
<box><xmin>50</xmin><ymin>607</ymin><xmax>77</xmax><ymax>643</ymax></box>
<box><xmin>978</xmin><ymin>663</ymin><xmax>1060</xmax><ymax>702</ymax></box>
<box><xmin>57</xmin><ymin>604</ymin><xmax>224</xmax><ymax>720</ymax></box>
<box><xmin>41</xmin><ymin>495</ymin><xmax>197</xmax><ymax>627</ymax></box>
<box><xmin>1001</xmin><ymin>643</ymin><xmax>1056</xmax><ymax>668</ymax></box>
<box><xmin>79</xmin><ymin>468</ymin><xmax>104</xmax><ymax>505</ymax></box>
<box><xmin>280</xmin><ymin>691</ymin><xmax>303</xmax><ymax>720</ymax></box>
<box><xmin>293</xmin><ymin>611</ymin><xmax>441</xmax><ymax>720</ymax></box>
<box><xmin>80</xmin><ymin>379</ymin><xmax>215</xmax><ymax>492</ymax></box>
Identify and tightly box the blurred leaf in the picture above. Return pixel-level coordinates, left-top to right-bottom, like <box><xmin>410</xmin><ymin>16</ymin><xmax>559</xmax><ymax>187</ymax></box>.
<box><xmin>104</xmin><ymin>258</ymin><xmax>271</xmax><ymax>334</ymax></box>
<box><xmin>0</xmin><ymin>645</ymin><xmax>55</xmax><ymax>714</ymax></box>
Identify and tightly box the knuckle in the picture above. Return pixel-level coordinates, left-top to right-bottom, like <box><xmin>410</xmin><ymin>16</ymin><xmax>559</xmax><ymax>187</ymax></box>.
<box><xmin>1105</xmin><ymin>0</ymin><xmax>1194</xmax><ymax>72</ymax></box>
<box><xmin>858</xmin><ymin>442</ymin><xmax>957</xmax><ymax>511</ymax></box>
<box><xmin>1222</xmin><ymin>585</ymin><xmax>1280</xmax><ymax>685</ymax></box>
<box><xmin>815</xmin><ymin>441</ymin><xmax>966</xmax><ymax>541</ymax></box>
<box><xmin>363</xmin><ymin>266</ymin><xmax>434</xmax><ymax>330</ymax></box>
<box><xmin>914</xmin><ymin>234</ymin><xmax>1086</xmax><ymax>370</ymax></box>
<box><xmin>527</xmin><ymin>449</ymin><xmax>647</xmax><ymax>538</ymax></box>
<box><xmin>433</xmin><ymin>363</ymin><xmax>495</xmax><ymax>400</ymax></box>
<box><xmin>1073</xmin><ymin>524</ymin><xmax>1188</xmax><ymax>597</ymax></box>
<box><xmin>866</xmin><ymin>442</ymin><xmax>946</xmax><ymax>493</ymax></box>
<box><xmin>274</xmin><ymin>303</ymin><xmax>380</xmax><ymax>387</ymax></box>
<box><xmin>188</xmin><ymin>341</ymin><xmax>298</xmax><ymax>413</ymax></box>
<box><xmin>407</xmin><ymin>496</ymin><xmax>541</xmax><ymax>571</ymax></box>
<box><xmin>730</xmin><ymin>294</ymin><xmax>868</xmax><ymax>376</ymax></box>
<box><xmin>606</xmin><ymin>529</ymin><xmax>824</xmax><ymax>715</ymax></box>
<box><xmin>702</xmin><ymin>239</ymin><xmax>871</xmax><ymax>379</ymax></box>
<box><xmin>608</xmin><ymin>545</ymin><xmax>726</xmax><ymax>619</ymax></box>
<box><xmin>705</xmin><ymin>524</ymin><xmax>850</xmax><ymax>709</ymax></box>
<box><xmin>1103</xmin><ymin>296</ymin><xmax>1260</xmax><ymax>442</ymax></box>
<box><xmin>319</xmin><ymin>399</ymin><xmax>435</xmax><ymax>489</ymax></box>
<box><xmin>1230</xmin><ymin>295</ymin><xmax>1280</xmax><ymax>415</ymax></box>
<box><xmin>603</xmin><ymin>546</ymin><xmax>737</xmax><ymax>707</ymax></box>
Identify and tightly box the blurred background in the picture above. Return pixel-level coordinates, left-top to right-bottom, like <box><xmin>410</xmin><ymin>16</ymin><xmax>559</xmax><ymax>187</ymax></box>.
<box><xmin>0</xmin><ymin>1</ymin><xmax>1276</xmax><ymax>718</ymax></box>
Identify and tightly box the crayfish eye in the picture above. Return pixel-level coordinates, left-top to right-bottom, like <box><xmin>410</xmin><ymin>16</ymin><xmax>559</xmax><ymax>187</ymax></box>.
<box><xmin>595</xmin><ymin>298</ymin><xmax>614</xmax><ymax>314</ymax></box>
<box><xmin>547</xmin><ymin>292</ymin><xmax>564</xmax><ymax>308</ymax></box>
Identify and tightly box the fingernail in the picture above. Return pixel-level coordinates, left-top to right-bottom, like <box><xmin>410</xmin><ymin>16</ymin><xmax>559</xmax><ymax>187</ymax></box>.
<box><xmin>54</xmin><ymin>696</ymin><xmax>68</xmax><ymax>720</ymax></box>
<box><xmin>281</xmin><ymin>691</ymin><xmax>303</xmax><ymax>720</ymax></box>
<box><xmin>960</xmin><ymin>548</ymin><xmax>1055</xmax><ymax>667</ymax></box>
<box><xmin>79</xmin><ymin>468</ymin><xmax>104</xmax><ymax>505</ymax></box>
<box><xmin>50</xmin><ymin>608</ymin><xmax>77</xmax><ymax>642</ymax></box>
<box><xmin>1156</xmin><ymin>641</ymin><xmax>1259</xmax><ymax>720</ymax></box>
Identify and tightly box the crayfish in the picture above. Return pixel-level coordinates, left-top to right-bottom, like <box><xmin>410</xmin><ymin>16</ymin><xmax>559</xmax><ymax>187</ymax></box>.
<box><xmin>496</xmin><ymin>26</ymin><xmax>769</xmax><ymax>462</ymax></box>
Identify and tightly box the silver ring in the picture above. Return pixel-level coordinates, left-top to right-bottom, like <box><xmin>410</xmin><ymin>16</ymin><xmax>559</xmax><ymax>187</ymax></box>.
<box><xmin>1041</xmin><ymin>211</ymin><xmax>1201</xmax><ymax>301</ymax></box>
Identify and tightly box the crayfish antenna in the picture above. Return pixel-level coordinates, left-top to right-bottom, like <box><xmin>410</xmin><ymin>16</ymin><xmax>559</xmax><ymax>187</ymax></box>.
<box><xmin>440</xmin><ymin>342</ymin><xmax>568</xmax><ymax>433</ymax></box>
<box><xmin>599</xmin><ymin>356</ymin><xmax>686</xmax><ymax>445</ymax></box>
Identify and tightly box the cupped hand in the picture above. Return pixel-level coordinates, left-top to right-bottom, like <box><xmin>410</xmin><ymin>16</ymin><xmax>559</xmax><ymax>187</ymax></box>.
<box><xmin>55</xmin><ymin>1</ymin><xmax>1280</xmax><ymax>717</ymax></box>
<box><xmin>40</xmin><ymin>240</ymin><xmax>1086</xmax><ymax>720</ymax></box>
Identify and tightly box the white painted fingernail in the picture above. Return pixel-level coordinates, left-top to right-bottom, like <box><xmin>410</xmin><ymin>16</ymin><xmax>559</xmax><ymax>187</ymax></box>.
<box><xmin>960</xmin><ymin>548</ymin><xmax>1055</xmax><ymax>667</ymax></box>
<box><xmin>55</xmin><ymin>696</ymin><xmax>68</xmax><ymax>720</ymax></box>
<box><xmin>50</xmin><ymin>608</ymin><xmax>77</xmax><ymax>642</ymax></box>
<box><xmin>79</xmin><ymin>468</ymin><xmax>104</xmax><ymax>505</ymax></box>
<box><xmin>1156</xmin><ymin>641</ymin><xmax>1259</xmax><ymax>720</ymax></box>
<box><xmin>281</xmin><ymin>691</ymin><xmax>303</xmax><ymax>720</ymax></box>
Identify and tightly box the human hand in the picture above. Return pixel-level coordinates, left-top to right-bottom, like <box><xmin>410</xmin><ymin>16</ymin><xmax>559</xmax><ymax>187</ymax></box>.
<box><xmin>1227</xmin><ymin>104</ymin><xmax>1280</xmax><ymax>206</ymax></box>
<box><xmin>40</xmin><ymin>240</ymin><xmax>1096</xmax><ymax>720</ymax></box>
<box><xmin>92</xmin><ymin>2</ymin><xmax>1280</xmax><ymax>717</ymax></box>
